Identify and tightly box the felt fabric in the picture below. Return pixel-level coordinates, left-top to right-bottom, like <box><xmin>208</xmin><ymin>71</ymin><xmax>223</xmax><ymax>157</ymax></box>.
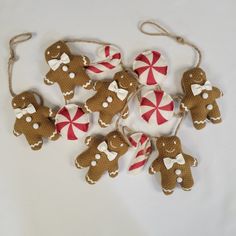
<box><xmin>180</xmin><ymin>67</ymin><xmax>222</xmax><ymax>129</ymax></box>
<box><xmin>75</xmin><ymin>130</ymin><xmax>129</xmax><ymax>184</ymax></box>
<box><xmin>149</xmin><ymin>136</ymin><xmax>198</xmax><ymax>195</ymax></box>
<box><xmin>12</xmin><ymin>91</ymin><xmax>60</xmax><ymax>150</ymax></box>
<box><xmin>82</xmin><ymin>70</ymin><xmax>139</xmax><ymax>128</ymax></box>
<box><xmin>44</xmin><ymin>41</ymin><xmax>93</xmax><ymax>100</ymax></box>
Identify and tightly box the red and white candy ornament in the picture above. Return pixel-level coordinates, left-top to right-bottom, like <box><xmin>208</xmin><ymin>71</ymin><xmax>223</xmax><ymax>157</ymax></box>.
<box><xmin>55</xmin><ymin>104</ymin><xmax>90</xmax><ymax>140</ymax></box>
<box><xmin>133</xmin><ymin>50</ymin><xmax>168</xmax><ymax>86</ymax></box>
<box><xmin>140</xmin><ymin>90</ymin><xmax>174</xmax><ymax>125</ymax></box>
<box><xmin>87</xmin><ymin>45</ymin><xmax>121</xmax><ymax>74</ymax></box>
<box><xmin>128</xmin><ymin>132</ymin><xmax>152</xmax><ymax>174</ymax></box>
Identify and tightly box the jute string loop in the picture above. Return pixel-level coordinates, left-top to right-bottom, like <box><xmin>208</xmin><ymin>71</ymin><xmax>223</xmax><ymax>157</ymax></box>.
<box><xmin>8</xmin><ymin>33</ymin><xmax>32</xmax><ymax>97</ymax></box>
<box><xmin>139</xmin><ymin>21</ymin><xmax>202</xmax><ymax>68</ymax></box>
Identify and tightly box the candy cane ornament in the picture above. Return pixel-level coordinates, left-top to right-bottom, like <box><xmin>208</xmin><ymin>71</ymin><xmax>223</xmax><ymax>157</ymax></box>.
<box><xmin>140</xmin><ymin>90</ymin><xmax>174</xmax><ymax>125</ymax></box>
<box><xmin>55</xmin><ymin>104</ymin><xmax>90</xmax><ymax>140</ymax></box>
<box><xmin>128</xmin><ymin>133</ymin><xmax>152</xmax><ymax>174</ymax></box>
<box><xmin>133</xmin><ymin>50</ymin><xmax>168</xmax><ymax>86</ymax></box>
<box><xmin>87</xmin><ymin>45</ymin><xmax>121</xmax><ymax>74</ymax></box>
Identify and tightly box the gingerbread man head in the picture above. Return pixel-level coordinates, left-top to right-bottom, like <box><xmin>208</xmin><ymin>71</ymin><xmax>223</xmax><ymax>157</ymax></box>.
<box><xmin>12</xmin><ymin>91</ymin><xmax>40</xmax><ymax>110</ymax></box>
<box><xmin>106</xmin><ymin>130</ymin><xmax>129</xmax><ymax>156</ymax></box>
<box><xmin>114</xmin><ymin>70</ymin><xmax>139</xmax><ymax>93</ymax></box>
<box><xmin>156</xmin><ymin>136</ymin><xmax>182</xmax><ymax>158</ymax></box>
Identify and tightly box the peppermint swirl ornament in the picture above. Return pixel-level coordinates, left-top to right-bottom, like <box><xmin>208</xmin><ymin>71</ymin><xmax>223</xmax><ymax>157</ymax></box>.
<box><xmin>55</xmin><ymin>104</ymin><xmax>89</xmax><ymax>140</ymax></box>
<box><xmin>133</xmin><ymin>50</ymin><xmax>168</xmax><ymax>86</ymax></box>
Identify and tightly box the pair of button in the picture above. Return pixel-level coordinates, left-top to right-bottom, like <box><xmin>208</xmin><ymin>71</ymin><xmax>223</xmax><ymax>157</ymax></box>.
<box><xmin>62</xmin><ymin>65</ymin><xmax>75</xmax><ymax>79</ymax></box>
<box><xmin>91</xmin><ymin>154</ymin><xmax>101</xmax><ymax>167</ymax></box>
<box><xmin>175</xmin><ymin>169</ymin><xmax>183</xmax><ymax>183</ymax></box>
<box><xmin>102</xmin><ymin>96</ymin><xmax>113</xmax><ymax>108</ymax></box>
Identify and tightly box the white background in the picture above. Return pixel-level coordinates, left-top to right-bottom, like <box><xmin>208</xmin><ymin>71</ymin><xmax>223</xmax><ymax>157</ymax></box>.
<box><xmin>0</xmin><ymin>0</ymin><xmax>235</xmax><ymax>235</ymax></box>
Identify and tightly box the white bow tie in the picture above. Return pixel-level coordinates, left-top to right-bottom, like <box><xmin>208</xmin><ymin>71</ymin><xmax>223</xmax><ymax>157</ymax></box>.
<box><xmin>48</xmin><ymin>53</ymin><xmax>70</xmax><ymax>71</ymax></box>
<box><xmin>97</xmin><ymin>141</ymin><xmax>118</xmax><ymax>161</ymax></box>
<box><xmin>163</xmin><ymin>153</ymin><xmax>185</xmax><ymax>170</ymax></box>
<box><xmin>108</xmin><ymin>81</ymin><xmax>128</xmax><ymax>101</ymax></box>
<box><xmin>14</xmin><ymin>103</ymin><xmax>36</xmax><ymax>119</ymax></box>
<box><xmin>191</xmin><ymin>80</ymin><xmax>212</xmax><ymax>96</ymax></box>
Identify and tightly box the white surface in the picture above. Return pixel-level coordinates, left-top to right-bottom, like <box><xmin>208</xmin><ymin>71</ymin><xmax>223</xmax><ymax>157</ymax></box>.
<box><xmin>0</xmin><ymin>0</ymin><xmax>235</xmax><ymax>235</ymax></box>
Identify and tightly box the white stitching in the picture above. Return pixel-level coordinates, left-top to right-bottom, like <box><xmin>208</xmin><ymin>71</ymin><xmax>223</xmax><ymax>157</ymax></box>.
<box><xmin>49</xmin><ymin>108</ymin><xmax>53</xmax><ymax>117</ymax></box>
<box><xmin>49</xmin><ymin>130</ymin><xmax>57</xmax><ymax>140</ymax></box>
<box><xmin>110</xmin><ymin>170</ymin><xmax>119</xmax><ymax>176</ymax></box>
<box><xmin>44</xmin><ymin>77</ymin><xmax>54</xmax><ymax>84</ymax></box>
<box><xmin>99</xmin><ymin>118</ymin><xmax>109</xmax><ymax>127</ymax></box>
<box><xmin>62</xmin><ymin>90</ymin><xmax>74</xmax><ymax>96</ymax></box>
<box><xmin>182</xmin><ymin>187</ymin><xmax>192</xmax><ymax>191</ymax></box>
<box><xmin>83</xmin><ymin>80</ymin><xmax>92</xmax><ymax>88</ymax></box>
<box><xmin>30</xmin><ymin>140</ymin><xmax>43</xmax><ymax>148</ymax></box>
<box><xmin>194</xmin><ymin>120</ymin><xmax>207</xmax><ymax>124</ymax></box>
<box><xmin>86</xmin><ymin>174</ymin><xmax>96</xmax><ymax>184</ymax></box>
<box><xmin>75</xmin><ymin>159</ymin><xmax>84</xmax><ymax>169</ymax></box>
<box><xmin>150</xmin><ymin>166</ymin><xmax>156</xmax><ymax>174</ymax></box>
<box><xmin>209</xmin><ymin>116</ymin><xmax>221</xmax><ymax>121</ymax></box>
<box><xmin>85</xmin><ymin>136</ymin><xmax>92</xmax><ymax>145</ymax></box>
<box><xmin>13</xmin><ymin>129</ymin><xmax>20</xmax><ymax>136</ymax></box>
<box><xmin>84</xmin><ymin>103</ymin><xmax>92</xmax><ymax>113</ymax></box>
<box><xmin>82</xmin><ymin>56</ymin><xmax>88</xmax><ymax>66</ymax></box>
<box><xmin>162</xmin><ymin>188</ymin><xmax>174</xmax><ymax>193</ymax></box>
<box><xmin>181</xmin><ymin>103</ymin><xmax>189</xmax><ymax>112</ymax></box>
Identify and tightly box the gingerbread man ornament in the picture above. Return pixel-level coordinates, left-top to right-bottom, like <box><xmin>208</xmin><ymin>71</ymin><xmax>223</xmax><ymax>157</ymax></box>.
<box><xmin>83</xmin><ymin>70</ymin><xmax>139</xmax><ymax>127</ymax></box>
<box><xmin>44</xmin><ymin>41</ymin><xmax>93</xmax><ymax>100</ymax></box>
<box><xmin>149</xmin><ymin>136</ymin><xmax>198</xmax><ymax>195</ymax></box>
<box><xmin>75</xmin><ymin>130</ymin><xmax>129</xmax><ymax>184</ymax></box>
<box><xmin>12</xmin><ymin>91</ymin><xmax>60</xmax><ymax>150</ymax></box>
<box><xmin>180</xmin><ymin>67</ymin><xmax>222</xmax><ymax>129</ymax></box>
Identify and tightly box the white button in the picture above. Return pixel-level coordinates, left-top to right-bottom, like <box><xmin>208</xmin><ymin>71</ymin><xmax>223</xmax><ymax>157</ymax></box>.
<box><xmin>33</xmin><ymin>123</ymin><xmax>39</xmax><ymax>129</ymax></box>
<box><xmin>107</xmin><ymin>96</ymin><xmax>113</xmax><ymax>103</ymax></box>
<box><xmin>207</xmin><ymin>104</ymin><xmax>213</xmax><ymax>110</ymax></box>
<box><xmin>69</xmin><ymin>72</ymin><xmax>75</xmax><ymax>78</ymax></box>
<box><xmin>91</xmin><ymin>161</ymin><xmax>96</xmax><ymax>166</ymax></box>
<box><xmin>177</xmin><ymin>177</ymin><xmax>183</xmax><ymax>183</ymax></box>
<box><xmin>62</xmin><ymin>65</ymin><xmax>68</xmax><ymax>72</ymax></box>
<box><xmin>95</xmin><ymin>154</ymin><xmax>101</xmax><ymax>160</ymax></box>
<box><xmin>175</xmin><ymin>169</ymin><xmax>181</xmax><ymax>175</ymax></box>
<box><xmin>202</xmin><ymin>92</ymin><xmax>208</xmax><ymax>99</ymax></box>
<box><xmin>102</xmin><ymin>102</ymin><xmax>108</xmax><ymax>108</ymax></box>
<box><xmin>26</xmin><ymin>116</ymin><xmax>32</xmax><ymax>122</ymax></box>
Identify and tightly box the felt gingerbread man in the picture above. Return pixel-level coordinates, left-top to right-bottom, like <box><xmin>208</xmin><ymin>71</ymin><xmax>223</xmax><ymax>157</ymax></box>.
<box><xmin>12</xmin><ymin>91</ymin><xmax>60</xmax><ymax>150</ymax></box>
<box><xmin>149</xmin><ymin>136</ymin><xmax>198</xmax><ymax>195</ymax></box>
<box><xmin>83</xmin><ymin>70</ymin><xmax>139</xmax><ymax>127</ymax></box>
<box><xmin>180</xmin><ymin>67</ymin><xmax>223</xmax><ymax>129</ymax></box>
<box><xmin>75</xmin><ymin>130</ymin><xmax>129</xmax><ymax>184</ymax></box>
<box><xmin>44</xmin><ymin>40</ymin><xmax>93</xmax><ymax>100</ymax></box>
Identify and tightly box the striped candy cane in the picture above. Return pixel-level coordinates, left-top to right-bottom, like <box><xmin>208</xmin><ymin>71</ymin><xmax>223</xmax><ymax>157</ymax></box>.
<box><xmin>128</xmin><ymin>133</ymin><xmax>152</xmax><ymax>174</ymax></box>
<box><xmin>87</xmin><ymin>45</ymin><xmax>121</xmax><ymax>74</ymax></box>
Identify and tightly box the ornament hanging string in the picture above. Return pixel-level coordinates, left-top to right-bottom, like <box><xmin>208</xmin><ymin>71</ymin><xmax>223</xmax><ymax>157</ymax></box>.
<box><xmin>139</xmin><ymin>21</ymin><xmax>202</xmax><ymax>68</ymax></box>
<box><xmin>8</xmin><ymin>33</ymin><xmax>44</xmax><ymax>105</ymax></box>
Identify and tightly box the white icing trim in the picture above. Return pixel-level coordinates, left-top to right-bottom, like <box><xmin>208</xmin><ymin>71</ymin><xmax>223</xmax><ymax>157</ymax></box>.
<box><xmin>150</xmin><ymin>166</ymin><xmax>156</xmax><ymax>174</ymax></box>
<box><xmin>209</xmin><ymin>116</ymin><xmax>221</xmax><ymax>121</ymax></box>
<box><xmin>85</xmin><ymin>136</ymin><xmax>92</xmax><ymax>145</ymax></box>
<box><xmin>162</xmin><ymin>188</ymin><xmax>174</xmax><ymax>193</ymax></box>
<box><xmin>44</xmin><ymin>77</ymin><xmax>54</xmax><ymax>84</ymax></box>
<box><xmin>193</xmin><ymin>120</ymin><xmax>207</xmax><ymax>124</ymax></box>
<box><xmin>75</xmin><ymin>159</ymin><xmax>84</xmax><ymax>169</ymax></box>
<box><xmin>86</xmin><ymin>174</ymin><xmax>96</xmax><ymax>184</ymax></box>
<box><xmin>84</xmin><ymin>103</ymin><xmax>92</xmax><ymax>113</ymax></box>
<box><xmin>13</xmin><ymin>129</ymin><xmax>20</xmax><ymax>136</ymax></box>
<box><xmin>93</xmin><ymin>81</ymin><xmax>97</xmax><ymax>91</ymax></box>
<box><xmin>82</xmin><ymin>56</ymin><xmax>87</xmax><ymax>66</ymax></box>
<box><xmin>83</xmin><ymin>80</ymin><xmax>92</xmax><ymax>88</ymax></box>
<box><xmin>181</xmin><ymin>103</ymin><xmax>189</xmax><ymax>112</ymax></box>
<box><xmin>49</xmin><ymin>108</ymin><xmax>53</xmax><ymax>117</ymax></box>
<box><xmin>30</xmin><ymin>140</ymin><xmax>43</xmax><ymax>148</ymax></box>
<box><xmin>62</xmin><ymin>90</ymin><xmax>74</xmax><ymax>96</ymax></box>
<box><xmin>122</xmin><ymin>111</ymin><xmax>129</xmax><ymax>117</ymax></box>
<box><xmin>98</xmin><ymin>118</ymin><xmax>109</xmax><ymax>127</ymax></box>
<box><xmin>49</xmin><ymin>130</ymin><xmax>57</xmax><ymax>140</ymax></box>
<box><xmin>193</xmin><ymin>159</ymin><xmax>198</xmax><ymax>167</ymax></box>
<box><xmin>182</xmin><ymin>187</ymin><xmax>192</xmax><ymax>191</ymax></box>
<box><xmin>110</xmin><ymin>170</ymin><xmax>119</xmax><ymax>176</ymax></box>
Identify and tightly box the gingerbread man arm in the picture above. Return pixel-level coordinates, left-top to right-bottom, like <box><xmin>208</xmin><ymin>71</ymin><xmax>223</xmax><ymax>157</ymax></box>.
<box><xmin>84</xmin><ymin>136</ymin><xmax>100</xmax><ymax>147</ymax></box>
<box><xmin>40</xmin><ymin>106</ymin><xmax>57</xmax><ymax>118</ymax></box>
<box><xmin>108</xmin><ymin>160</ymin><xmax>119</xmax><ymax>178</ymax></box>
<box><xmin>73</xmin><ymin>55</ymin><xmax>90</xmax><ymax>67</ymax></box>
<box><xmin>93</xmin><ymin>81</ymin><xmax>108</xmax><ymax>91</ymax></box>
<box><xmin>149</xmin><ymin>158</ymin><xmax>162</xmax><ymax>174</ymax></box>
<box><xmin>44</xmin><ymin>70</ymin><xmax>56</xmax><ymax>85</ymax></box>
<box><xmin>212</xmin><ymin>86</ymin><xmax>223</xmax><ymax>99</ymax></box>
<box><xmin>13</xmin><ymin>122</ymin><xmax>22</xmax><ymax>136</ymax></box>
<box><xmin>180</xmin><ymin>96</ymin><xmax>193</xmax><ymax>112</ymax></box>
<box><xmin>184</xmin><ymin>154</ymin><xmax>198</xmax><ymax>167</ymax></box>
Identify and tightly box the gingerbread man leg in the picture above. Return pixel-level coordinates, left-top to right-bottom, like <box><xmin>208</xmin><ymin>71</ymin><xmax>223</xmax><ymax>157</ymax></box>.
<box><xmin>207</xmin><ymin>101</ymin><xmax>222</xmax><ymax>124</ymax></box>
<box><xmin>25</xmin><ymin>134</ymin><xmax>43</xmax><ymax>151</ymax></box>
<box><xmin>83</xmin><ymin>94</ymin><xmax>102</xmax><ymax>113</ymax></box>
<box><xmin>59</xmin><ymin>83</ymin><xmax>75</xmax><ymax>100</ymax></box>
<box><xmin>40</xmin><ymin>121</ymin><xmax>60</xmax><ymax>141</ymax></box>
<box><xmin>108</xmin><ymin>161</ymin><xmax>119</xmax><ymax>178</ymax></box>
<box><xmin>180</xmin><ymin>174</ymin><xmax>194</xmax><ymax>191</ymax></box>
<box><xmin>75</xmin><ymin>150</ymin><xmax>92</xmax><ymax>169</ymax></box>
<box><xmin>98</xmin><ymin>111</ymin><xmax>113</xmax><ymax>128</ymax></box>
<box><xmin>86</xmin><ymin>166</ymin><xmax>104</xmax><ymax>184</ymax></box>
<box><xmin>161</xmin><ymin>174</ymin><xmax>177</xmax><ymax>195</ymax></box>
<box><xmin>190</xmin><ymin>109</ymin><xmax>208</xmax><ymax>130</ymax></box>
